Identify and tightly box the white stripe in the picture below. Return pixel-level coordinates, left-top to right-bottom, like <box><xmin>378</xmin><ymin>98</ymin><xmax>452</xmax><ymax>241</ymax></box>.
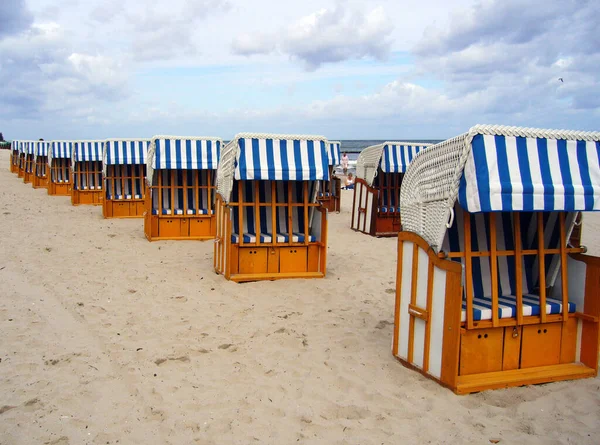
<box><xmin>244</xmin><ymin>138</ymin><xmax>254</xmax><ymax>180</ymax></box>
<box><xmin>526</xmin><ymin>137</ymin><xmax>544</xmax><ymax>210</ymax></box>
<box><xmin>585</xmin><ymin>140</ymin><xmax>600</xmax><ymax>210</ymax></box>
<box><xmin>464</xmin><ymin>150</ymin><xmax>480</xmax><ymax>211</ymax></box>
<box><xmin>566</xmin><ymin>140</ymin><xmax>584</xmax><ymax>209</ymax></box>
<box><xmin>546</xmin><ymin>139</ymin><xmax>564</xmax><ymax>209</ymax></box>
<box><xmin>259</xmin><ymin>138</ymin><xmax>269</xmax><ymax>179</ymax></box>
<box><xmin>299</xmin><ymin>140</ymin><xmax>310</xmax><ymax>180</ymax></box>
<box><xmin>484</xmin><ymin>134</ymin><xmax>502</xmax><ymax>210</ymax></box>
<box><xmin>272</xmin><ymin>139</ymin><xmax>282</xmax><ymax>180</ymax></box>
<box><xmin>505</xmin><ymin>136</ymin><xmax>523</xmax><ymax>210</ymax></box>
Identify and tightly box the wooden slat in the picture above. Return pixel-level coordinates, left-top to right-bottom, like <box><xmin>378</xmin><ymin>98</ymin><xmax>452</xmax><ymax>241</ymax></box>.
<box><xmin>271</xmin><ymin>181</ymin><xmax>277</xmax><ymax>246</ymax></box>
<box><xmin>559</xmin><ymin>212</ymin><xmax>569</xmax><ymax>323</ymax></box>
<box><xmin>303</xmin><ymin>181</ymin><xmax>309</xmax><ymax>246</ymax></box>
<box><xmin>489</xmin><ymin>213</ymin><xmax>499</xmax><ymax>327</ymax></box>
<box><xmin>514</xmin><ymin>212</ymin><xmax>523</xmax><ymax>326</ymax></box>
<box><xmin>393</xmin><ymin>239</ymin><xmax>404</xmax><ymax>356</ymax></box>
<box><xmin>287</xmin><ymin>182</ymin><xmax>293</xmax><ymax>244</ymax></box>
<box><xmin>407</xmin><ymin>243</ymin><xmax>419</xmax><ymax>364</ymax></box>
<box><xmin>254</xmin><ymin>181</ymin><xmax>260</xmax><ymax>246</ymax></box>
<box><xmin>463</xmin><ymin>212</ymin><xmax>474</xmax><ymax>330</ymax></box>
<box><xmin>238</xmin><ymin>181</ymin><xmax>245</xmax><ymax>246</ymax></box>
<box><xmin>422</xmin><ymin>259</ymin><xmax>435</xmax><ymax>373</ymax></box>
<box><xmin>537</xmin><ymin>213</ymin><xmax>547</xmax><ymax>323</ymax></box>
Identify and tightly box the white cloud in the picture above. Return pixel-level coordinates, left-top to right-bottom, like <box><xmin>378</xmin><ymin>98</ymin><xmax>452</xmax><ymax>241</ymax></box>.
<box><xmin>232</xmin><ymin>4</ymin><xmax>394</xmax><ymax>70</ymax></box>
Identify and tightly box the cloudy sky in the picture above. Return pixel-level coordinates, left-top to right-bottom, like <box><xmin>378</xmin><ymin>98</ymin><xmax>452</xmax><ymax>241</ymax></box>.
<box><xmin>1</xmin><ymin>0</ymin><xmax>598</xmax><ymax>141</ymax></box>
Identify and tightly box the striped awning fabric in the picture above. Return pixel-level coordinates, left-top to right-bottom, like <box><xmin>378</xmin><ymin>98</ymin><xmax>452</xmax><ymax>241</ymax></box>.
<box><xmin>327</xmin><ymin>141</ymin><xmax>341</xmax><ymax>166</ymax></box>
<box><xmin>105</xmin><ymin>139</ymin><xmax>149</xmax><ymax>165</ymax></box>
<box><xmin>23</xmin><ymin>141</ymin><xmax>36</xmax><ymax>155</ymax></box>
<box><xmin>381</xmin><ymin>144</ymin><xmax>428</xmax><ymax>173</ymax></box>
<box><xmin>152</xmin><ymin>136</ymin><xmax>221</xmax><ymax>170</ymax></box>
<box><xmin>35</xmin><ymin>141</ymin><xmax>49</xmax><ymax>157</ymax></box>
<box><xmin>12</xmin><ymin>141</ymin><xmax>19</xmax><ymax>151</ymax></box>
<box><xmin>74</xmin><ymin>141</ymin><xmax>103</xmax><ymax>162</ymax></box>
<box><xmin>234</xmin><ymin>135</ymin><xmax>329</xmax><ymax>181</ymax></box>
<box><xmin>459</xmin><ymin>133</ymin><xmax>600</xmax><ymax>212</ymax></box>
<box><xmin>52</xmin><ymin>141</ymin><xmax>73</xmax><ymax>159</ymax></box>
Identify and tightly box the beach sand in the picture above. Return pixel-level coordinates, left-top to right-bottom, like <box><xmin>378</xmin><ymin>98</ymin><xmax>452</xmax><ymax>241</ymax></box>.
<box><xmin>0</xmin><ymin>148</ymin><xmax>599</xmax><ymax>445</ymax></box>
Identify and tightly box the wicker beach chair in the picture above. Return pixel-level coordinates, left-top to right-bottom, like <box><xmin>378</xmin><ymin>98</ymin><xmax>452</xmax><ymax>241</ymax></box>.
<box><xmin>32</xmin><ymin>141</ymin><xmax>50</xmax><ymax>189</ymax></box>
<box><xmin>22</xmin><ymin>141</ymin><xmax>36</xmax><ymax>184</ymax></box>
<box><xmin>392</xmin><ymin>124</ymin><xmax>600</xmax><ymax>394</ymax></box>
<box><xmin>71</xmin><ymin>141</ymin><xmax>104</xmax><ymax>206</ymax></box>
<box><xmin>144</xmin><ymin>135</ymin><xmax>222</xmax><ymax>241</ymax></box>
<box><xmin>351</xmin><ymin>142</ymin><xmax>431</xmax><ymax>236</ymax></box>
<box><xmin>10</xmin><ymin>140</ymin><xmax>20</xmax><ymax>173</ymax></box>
<box><xmin>103</xmin><ymin>138</ymin><xmax>150</xmax><ymax>218</ymax></box>
<box><xmin>214</xmin><ymin>133</ymin><xmax>329</xmax><ymax>282</ymax></box>
<box><xmin>47</xmin><ymin>141</ymin><xmax>73</xmax><ymax>196</ymax></box>
<box><xmin>317</xmin><ymin>141</ymin><xmax>342</xmax><ymax>213</ymax></box>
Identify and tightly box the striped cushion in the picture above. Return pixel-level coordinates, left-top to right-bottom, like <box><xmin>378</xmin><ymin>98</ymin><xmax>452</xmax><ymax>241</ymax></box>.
<box><xmin>231</xmin><ymin>232</ymin><xmax>316</xmax><ymax>243</ymax></box>
<box><xmin>379</xmin><ymin>206</ymin><xmax>398</xmax><ymax>213</ymax></box>
<box><xmin>461</xmin><ymin>293</ymin><xmax>576</xmax><ymax>322</ymax></box>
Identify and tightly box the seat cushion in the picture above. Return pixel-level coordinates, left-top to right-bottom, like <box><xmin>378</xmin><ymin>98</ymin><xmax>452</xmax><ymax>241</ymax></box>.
<box><xmin>461</xmin><ymin>294</ymin><xmax>576</xmax><ymax>322</ymax></box>
<box><xmin>231</xmin><ymin>232</ymin><xmax>316</xmax><ymax>243</ymax></box>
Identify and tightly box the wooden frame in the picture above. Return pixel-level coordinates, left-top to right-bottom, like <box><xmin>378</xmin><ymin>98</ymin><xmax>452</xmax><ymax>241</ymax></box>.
<box><xmin>32</xmin><ymin>156</ymin><xmax>49</xmax><ymax>189</ymax></box>
<box><xmin>103</xmin><ymin>164</ymin><xmax>147</xmax><ymax>218</ymax></box>
<box><xmin>317</xmin><ymin>166</ymin><xmax>341</xmax><ymax>213</ymax></box>
<box><xmin>214</xmin><ymin>180</ymin><xmax>328</xmax><ymax>282</ymax></box>
<box><xmin>351</xmin><ymin>171</ymin><xmax>403</xmax><ymax>237</ymax></box>
<box><xmin>10</xmin><ymin>150</ymin><xmax>20</xmax><ymax>173</ymax></box>
<box><xmin>17</xmin><ymin>153</ymin><xmax>25</xmax><ymax>178</ymax></box>
<box><xmin>144</xmin><ymin>168</ymin><xmax>217</xmax><ymax>241</ymax></box>
<box><xmin>23</xmin><ymin>154</ymin><xmax>35</xmax><ymax>184</ymax></box>
<box><xmin>393</xmin><ymin>211</ymin><xmax>600</xmax><ymax>394</ymax></box>
<box><xmin>47</xmin><ymin>158</ymin><xmax>72</xmax><ymax>196</ymax></box>
<box><xmin>71</xmin><ymin>160</ymin><xmax>103</xmax><ymax>206</ymax></box>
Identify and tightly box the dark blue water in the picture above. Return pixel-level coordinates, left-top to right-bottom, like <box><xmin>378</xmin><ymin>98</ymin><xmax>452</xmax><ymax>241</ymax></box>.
<box><xmin>340</xmin><ymin>140</ymin><xmax>443</xmax><ymax>160</ymax></box>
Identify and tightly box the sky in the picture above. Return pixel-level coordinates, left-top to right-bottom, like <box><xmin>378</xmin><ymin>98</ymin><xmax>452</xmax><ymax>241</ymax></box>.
<box><xmin>0</xmin><ymin>0</ymin><xmax>598</xmax><ymax>141</ymax></box>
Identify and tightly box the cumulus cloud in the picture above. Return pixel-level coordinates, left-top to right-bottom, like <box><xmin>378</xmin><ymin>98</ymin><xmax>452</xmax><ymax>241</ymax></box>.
<box><xmin>0</xmin><ymin>22</ymin><xmax>129</xmax><ymax>120</ymax></box>
<box><xmin>231</xmin><ymin>4</ymin><xmax>394</xmax><ymax>70</ymax></box>
<box><xmin>126</xmin><ymin>0</ymin><xmax>231</xmax><ymax>61</ymax></box>
<box><xmin>414</xmin><ymin>0</ymin><xmax>600</xmax><ymax>121</ymax></box>
<box><xmin>0</xmin><ymin>0</ymin><xmax>33</xmax><ymax>38</ymax></box>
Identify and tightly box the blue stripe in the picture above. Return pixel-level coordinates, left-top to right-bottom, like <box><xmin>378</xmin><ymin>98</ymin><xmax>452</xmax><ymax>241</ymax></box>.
<box><xmin>321</xmin><ymin>141</ymin><xmax>329</xmax><ymax>180</ymax></box>
<box><xmin>577</xmin><ymin>140</ymin><xmax>593</xmax><ymax>210</ymax></box>
<box><xmin>407</xmin><ymin>145</ymin><xmax>414</xmax><ymax>164</ymax></box>
<box><xmin>252</xmin><ymin>138</ymin><xmax>261</xmax><ymax>179</ymax></box>
<box><xmin>516</xmin><ymin>137</ymin><xmax>533</xmax><ymax>210</ymax></box>
<box><xmin>175</xmin><ymin>140</ymin><xmax>182</xmax><ymax>169</ymax></box>
<box><xmin>470</xmin><ymin>214</ymin><xmax>485</xmax><ymax>298</ymax></box>
<box><xmin>280</xmin><ymin>140</ymin><xmax>289</xmax><ymax>181</ymax></box>
<box><xmin>536</xmin><ymin>138</ymin><xmax>554</xmax><ymax>211</ymax></box>
<box><xmin>501</xmin><ymin>212</ymin><xmax>517</xmax><ymax>295</ymax></box>
<box><xmin>307</xmin><ymin>140</ymin><xmax>316</xmax><ymax>180</ymax></box>
<box><xmin>186</xmin><ymin>140</ymin><xmax>192</xmax><ymax>170</ymax></box>
<box><xmin>206</xmin><ymin>140</ymin><xmax>213</xmax><ymax>169</ymax></box>
<box><xmin>472</xmin><ymin>134</ymin><xmax>491</xmax><ymax>212</ymax></box>
<box><xmin>495</xmin><ymin>135</ymin><xmax>512</xmax><ymax>211</ymax></box>
<box><xmin>557</xmin><ymin>140</ymin><xmax>574</xmax><ymax>210</ymax></box>
<box><xmin>293</xmin><ymin>140</ymin><xmax>302</xmax><ymax>180</ymax></box>
<box><xmin>259</xmin><ymin>182</ymin><xmax>268</xmax><ymax>233</ymax></box>
<box><xmin>399</xmin><ymin>146</ymin><xmax>407</xmax><ymax>176</ymax></box>
<box><xmin>266</xmin><ymin>139</ymin><xmax>275</xmax><ymax>179</ymax></box>
<box><xmin>392</xmin><ymin>146</ymin><xmax>399</xmax><ymax>172</ymax></box>
<box><xmin>238</xmin><ymin>139</ymin><xmax>247</xmax><ymax>179</ymax></box>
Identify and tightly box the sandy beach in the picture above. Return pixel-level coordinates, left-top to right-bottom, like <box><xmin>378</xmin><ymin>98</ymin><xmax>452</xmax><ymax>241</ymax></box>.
<box><xmin>0</xmin><ymin>148</ymin><xmax>599</xmax><ymax>445</ymax></box>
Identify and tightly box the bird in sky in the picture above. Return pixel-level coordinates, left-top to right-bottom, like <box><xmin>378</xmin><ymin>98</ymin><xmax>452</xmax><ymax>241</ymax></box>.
<box><xmin>558</xmin><ymin>77</ymin><xmax>564</xmax><ymax>82</ymax></box>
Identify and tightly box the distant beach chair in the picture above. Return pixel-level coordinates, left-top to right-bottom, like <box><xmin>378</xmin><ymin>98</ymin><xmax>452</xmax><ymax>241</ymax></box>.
<box><xmin>144</xmin><ymin>135</ymin><xmax>222</xmax><ymax>241</ymax></box>
<box><xmin>17</xmin><ymin>141</ymin><xmax>28</xmax><ymax>178</ymax></box>
<box><xmin>32</xmin><ymin>141</ymin><xmax>50</xmax><ymax>189</ymax></box>
<box><xmin>351</xmin><ymin>142</ymin><xmax>431</xmax><ymax>236</ymax></box>
<box><xmin>47</xmin><ymin>141</ymin><xmax>73</xmax><ymax>196</ymax></box>
<box><xmin>103</xmin><ymin>138</ymin><xmax>149</xmax><ymax>218</ymax></box>
<box><xmin>71</xmin><ymin>141</ymin><xmax>104</xmax><ymax>206</ymax></box>
<box><xmin>214</xmin><ymin>133</ymin><xmax>329</xmax><ymax>282</ymax></box>
<box><xmin>392</xmin><ymin>124</ymin><xmax>600</xmax><ymax>394</ymax></box>
<box><xmin>22</xmin><ymin>141</ymin><xmax>36</xmax><ymax>184</ymax></box>
<box><xmin>317</xmin><ymin>141</ymin><xmax>342</xmax><ymax>213</ymax></box>
<box><xmin>10</xmin><ymin>141</ymin><xmax>20</xmax><ymax>173</ymax></box>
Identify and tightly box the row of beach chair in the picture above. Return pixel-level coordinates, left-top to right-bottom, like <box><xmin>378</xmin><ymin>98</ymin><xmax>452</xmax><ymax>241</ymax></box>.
<box><xmin>8</xmin><ymin>125</ymin><xmax>600</xmax><ymax>395</ymax></box>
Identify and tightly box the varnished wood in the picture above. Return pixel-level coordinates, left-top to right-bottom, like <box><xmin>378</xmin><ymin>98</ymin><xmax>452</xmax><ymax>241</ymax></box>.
<box><xmin>559</xmin><ymin>212</ymin><xmax>569</xmax><ymax>323</ymax></box>
<box><xmin>464</xmin><ymin>212</ymin><xmax>474</xmax><ymax>329</ymax></box>
<box><xmin>514</xmin><ymin>213</ymin><xmax>524</xmax><ymax>326</ymax></box>
<box><xmin>407</xmin><ymin>242</ymin><xmax>419</xmax><ymax>364</ymax></box>
<box><xmin>422</xmin><ymin>259</ymin><xmax>435</xmax><ymax>372</ymax></box>
<box><xmin>489</xmin><ymin>213</ymin><xmax>499</xmax><ymax>327</ymax></box>
<box><xmin>537</xmin><ymin>213</ymin><xmax>547</xmax><ymax>323</ymax></box>
<box><xmin>393</xmin><ymin>239</ymin><xmax>404</xmax><ymax>356</ymax></box>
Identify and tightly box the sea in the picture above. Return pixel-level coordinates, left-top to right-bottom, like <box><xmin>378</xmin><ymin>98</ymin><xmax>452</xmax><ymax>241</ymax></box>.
<box><xmin>339</xmin><ymin>140</ymin><xmax>443</xmax><ymax>161</ymax></box>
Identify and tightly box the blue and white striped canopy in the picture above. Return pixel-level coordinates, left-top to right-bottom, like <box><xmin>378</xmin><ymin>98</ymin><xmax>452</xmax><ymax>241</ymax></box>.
<box><xmin>11</xmin><ymin>141</ymin><xmax>19</xmax><ymax>151</ymax></box>
<box><xmin>234</xmin><ymin>135</ymin><xmax>329</xmax><ymax>181</ymax></box>
<box><xmin>35</xmin><ymin>141</ymin><xmax>49</xmax><ymax>157</ymax></box>
<box><xmin>23</xmin><ymin>141</ymin><xmax>35</xmax><ymax>155</ymax></box>
<box><xmin>105</xmin><ymin>139</ymin><xmax>149</xmax><ymax>165</ymax></box>
<box><xmin>74</xmin><ymin>141</ymin><xmax>103</xmax><ymax>162</ymax></box>
<box><xmin>327</xmin><ymin>141</ymin><xmax>341</xmax><ymax>166</ymax></box>
<box><xmin>381</xmin><ymin>144</ymin><xmax>428</xmax><ymax>173</ymax></box>
<box><xmin>152</xmin><ymin>137</ymin><xmax>221</xmax><ymax>170</ymax></box>
<box><xmin>459</xmin><ymin>133</ymin><xmax>600</xmax><ymax>212</ymax></box>
<box><xmin>52</xmin><ymin>141</ymin><xmax>73</xmax><ymax>159</ymax></box>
